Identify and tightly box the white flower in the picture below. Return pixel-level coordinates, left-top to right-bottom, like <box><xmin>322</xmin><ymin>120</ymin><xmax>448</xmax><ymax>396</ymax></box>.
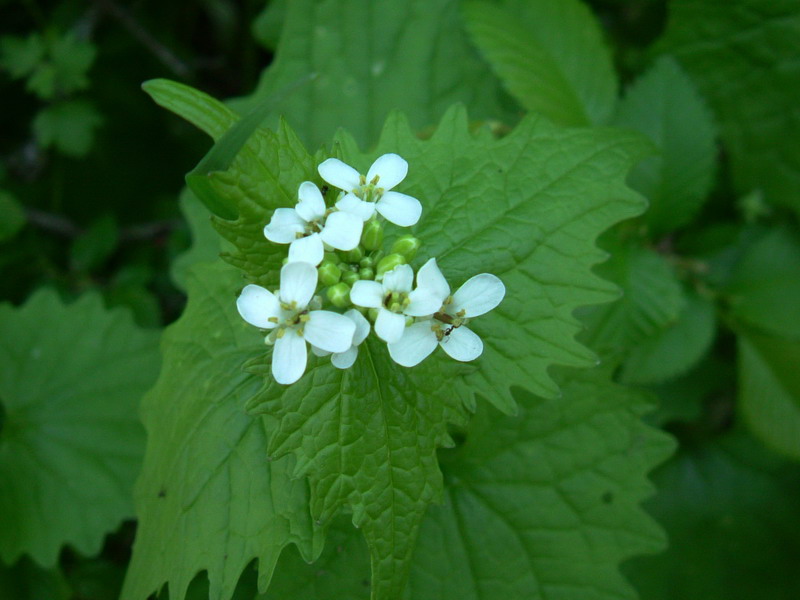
<box><xmin>311</xmin><ymin>308</ymin><xmax>370</xmax><ymax>369</ymax></box>
<box><xmin>388</xmin><ymin>258</ymin><xmax>505</xmax><ymax>367</ymax></box>
<box><xmin>350</xmin><ymin>264</ymin><xmax>443</xmax><ymax>344</ymax></box>
<box><xmin>236</xmin><ymin>262</ymin><xmax>356</xmax><ymax>385</ymax></box>
<box><xmin>264</xmin><ymin>181</ymin><xmax>363</xmax><ymax>266</ymax></box>
<box><xmin>318</xmin><ymin>153</ymin><xmax>422</xmax><ymax>227</ymax></box>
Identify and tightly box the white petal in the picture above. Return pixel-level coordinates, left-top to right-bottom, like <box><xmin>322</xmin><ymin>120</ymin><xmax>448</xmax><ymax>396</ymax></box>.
<box><xmin>279</xmin><ymin>261</ymin><xmax>317</xmax><ymax>307</ymax></box>
<box><xmin>304</xmin><ymin>310</ymin><xmax>356</xmax><ymax>353</ymax></box>
<box><xmin>296</xmin><ymin>181</ymin><xmax>326</xmax><ymax>222</ymax></box>
<box><xmin>405</xmin><ymin>288</ymin><xmax>444</xmax><ymax>317</ymax></box>
<box><xmin>236</xmin><ymin>285</ymin><xmax>280</xmax><ymax>329</ymax></box>
<box><xmin>375</xmin><ymin>191</ymin><xmax>421</xmax><ymax>227</ymax></box>
<box><xmin>382</xmin><ymin>264</ymin><xmax>413</xmax><ymax>293</ymax></box>
<box><xmin>331</xmin><ymin>346</ymin><xmax>358</xmax><ymax>369</ymax></box>
<box><xmin>451</xmin><ymin>274</ymin><xmax>506</xmax><ymax>317</ymax></box>
<box><xmin>374</xmin><ymin>308</ymin><xmax>406</xmax><ymax>343</ymax></box>
<box><xmin>387</xmin><ymin>321</ymin><xmax>438</xmax><ymax>367</ymax></box>
<box><xmin>320</xmin><ymin>211</ymin><xmax>363</xmax><ymax>251</ymax></box>
<box><xmin>344</xmin><ymin>308</ymin><xmax>371</xmax><ymax>345</ymax></box>
<box><xmin>288</xmin><ymin>234</ymin><xmax>324</xmax><ymax>266</ymax></box>
<box><xmin>367</xmin><ymin>154</ymin><xmax>408</xmax><ymax>190</ymax></box>
<box><xmin>311</xmin><ymin>345</ymin><xmax>331</xmax><ymax>357</ymax></box>
<box><xmin>272</xmin><ymin>329</ymin><xmax>308</xmax><ymax>385</ymax></box>
<box><xmin>350</xmin><ymin>280</ymin><xmax>384</xmax><ymax>308</ymax></box>
<box><xmin>318</xmin><ymin>158</ymin><xmax>362</xmax><ymax>192</ymax></box>
<box><xmin>264</xmin><ymin>208</ymin><xmax>305</xmax><ymax>244</ymax></box>
<box><xmin>336</xmin><ymin>193</ymin><xmax>376</xmax><ymax>221</ymax></box>
<box><xmin>416</xmin><ymin>258</ymin><xmax>450</xmax><ymax>302</ymax></box>
<box><xmin>440</xmin><ymin>325</ymin><xmax>483</xmax><ymax>362</ymax></box>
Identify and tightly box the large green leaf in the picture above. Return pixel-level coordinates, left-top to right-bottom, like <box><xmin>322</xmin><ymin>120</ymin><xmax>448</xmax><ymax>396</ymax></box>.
<box><xmin>0</xmin><ymin>558</ymin><xmax>70</xmax><ymax>600</ymax></box>
<box><xmin>659</xmin><ymin>0</ymin><xmax>800</xmax><ymax>216</ymax></box>
<box><xmin>612</xmin><ymin>57</ymin><xmax>717</xmax><ymax>235</ymax></box>
<box><xmin>626</xmin><ymin>429</ymin><xmax>800</xmax><ymax>600</ymax></box>
<box><xmin>0</xmin><ymin>290</ymin><xmax>159</xmax><ymax>566</ymax></box>
<box><xmin>261</xmin><ymin>367</ymin><xmax>674</xmax><ymax>600</ymax></box>
<box><xmin>463</xmin><ymin>0</ymin><xmax>617</xmax><ymax>126</ymax></box>
<box><xmin>121</xmin><ymin>263</ymin><xmax>319</xmax><ymax>600</ymax></box>
<box><xmin>233</xmin><ymin>0</ymin><xmax>510</xmax><ymax>149</ymax></box>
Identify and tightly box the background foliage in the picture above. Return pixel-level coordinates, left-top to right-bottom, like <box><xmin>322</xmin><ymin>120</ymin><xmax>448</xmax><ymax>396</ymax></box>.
<box><xmin>1</xmin><ymin>0</ymin><xmax>799</xmax><ymax>599</ymax></box>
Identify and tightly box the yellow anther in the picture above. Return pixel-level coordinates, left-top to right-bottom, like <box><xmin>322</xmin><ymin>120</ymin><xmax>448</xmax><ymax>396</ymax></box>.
<box><xmin>276</xmin><ymin>328</ymin><xmax>286</xmax><ymax>339</ymax></box>
<box><xmin>370</xmin><ymin>175</ymin><xmax>380</xmax><ymax>185</ymax></box>
<box><xmin>359</xmin><ymin>175</ymin><xmax>367</xmax><ymax>185</ymax></box>
<box><xmin>268</xmin><ymin>317</ymin><xmax>279</xmax><ymax>324</ymax></box>
<box><xmin>299</xmin><ymin>314</ymin><xmax>311</xmax><ymax>323</ymax></box>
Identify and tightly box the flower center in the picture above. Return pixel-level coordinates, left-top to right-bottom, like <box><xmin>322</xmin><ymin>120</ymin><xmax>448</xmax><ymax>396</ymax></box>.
<box><xmin>355</xmin><ymin>175</ymin><xmax>385</xmax><ymax>204</ymax></box>
<box><xmin>432</xmin><ymin>309</ymin><xmax>467</xmax><ymax>341</ymax></box>
<box><xmin>383</xmin><ymin>291</ymin><xmax>410</xmax><ymax>313</ymax></box>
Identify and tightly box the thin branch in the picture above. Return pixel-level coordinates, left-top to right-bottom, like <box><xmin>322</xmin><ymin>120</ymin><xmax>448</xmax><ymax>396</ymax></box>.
<box><xmin>24</xmin><ymin>208</ymin><xmax>182</xmax><ymax>242</ymax></box>
<box><xmin>92</xmin><ymin>0</ymin><xmax>192</xmax><ymax>78</ymax></box>
<box><xmin>24</xmin><ymin>208</ymin><xmax>81</xmax><ymax>238</ymax></box>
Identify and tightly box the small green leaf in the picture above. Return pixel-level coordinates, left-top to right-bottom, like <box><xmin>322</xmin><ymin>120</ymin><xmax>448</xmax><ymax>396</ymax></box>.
<box><xmin>626</xmin><ymin>430</ymin><xmax>800</xmax><ymax>600</ymax></box>
<box><xmin>0</xmin><ymin>190</ymin><xmax>25</xmax><ymax>241</ymax></box>
<box><xmin>738</xmin><ymin>329</ymin><xmax>800</xmax><ymax>461</ymax></box>
<box><xmin>47</xmin><ymin>31</ymin><xmax>96</xmax><ymax>95</ymax></box>
<box><xmin>463</xmin><ymin>0</ymin><xmax>617</xmax><ymax>125</ymax></box>
<box><xmin>33</xmin><ymin>100</ymin><xmax>103</xmax><ymax>157</ymax></box>
<box><xmin>0</xmin><ymin>34</ymin><xmax>46</xmax><ymax>79</ymax></box>
<box><xmin>621</xmin><ymin>294</ymin><xmax>717</xmax><ymax>385</ymax></box>
<box><xmin>726</xmin><ymin>226</ymin><xmax>800</xmax><ymax>338</ymax></box>
<box><xmin>121</xmin><ymin>263</ymin><xmax>319</xmax><ymax>600</ymax></box>
<box><xmin>0</xmin><ymin>290</ymin><xmax>159</xmax><ymax>567</ymax></box>
<box><xmin>659</xmin><ymin>0</ymin><xmax>800</xmax><ymax>216</ymax></box>
<box><xmin>613</xmin><ymin>56</ymin><xmax>717</xmax><ymax>234</ymax></box>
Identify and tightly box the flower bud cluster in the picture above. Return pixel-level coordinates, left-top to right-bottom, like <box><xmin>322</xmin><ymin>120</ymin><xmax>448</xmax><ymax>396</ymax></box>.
<box><xmin>237</xmin><ymin>153</ymin><xmax>505</xmax><ymax>384</ymax></box>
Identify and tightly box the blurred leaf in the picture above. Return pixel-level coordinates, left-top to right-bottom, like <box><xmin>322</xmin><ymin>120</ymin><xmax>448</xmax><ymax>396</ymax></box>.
<box><xmin>47</xmin><ymin>31</ymin><xmax>96</xmax><ymax>95</ymax></box>
<box><xmin>612</xmin><ymin>56</ymin><xmax>717</xmax><ymax>234</ymax></box>
<box><xmin>738</xmin><ymin>329</ymin><xmax>800</xmax><ymax>461</ymax></box>
<box><xmin>463</xmin><ymin>0</ymin><xmax>617</xmax><ymax>126</ymax></box>
<box><xmin>0</xmin><ymin>191</ymin><xmax>25</xmax><ymax>241</ymax></box>
<box><xmin>621</xmin><ymin>294</ymin><xmax>717</xmax><ymax>385</ymax></box>
<box><xmin>626</xmin><ymin>429</ymin><xmax>800</xmax><ymax>600</ymax></box>
<box><xmin>0</xmin><ymin>34</ymin><xmax>46</xmax><ymax>79</ymax></box>
<box><xmin>251</xmin><ymin>0</ymin><xmax>288</xmax><ymax>51</ymax></box>
<box><xmin>264</xmin><ymin>367</ymin><xmax>675</xmax><ymax>600</ymax></box>
<box><xmin>33</xmin><ymin>100</ymin><xmax>103</xmax><ymax>157</ymax></box>
<box><xmin>0</xmin><ymin>557</ymin><xmax>71</xmax><ymax>600</ymax></box>
<box><xmin>231</xmin><ymin>0</ymin><xmax>511</xmax><ymax>149</ymax></box>
<box><xmin>70</xmin><ymin>215</ymin><xmax>119</xmax><ymax>272</ymax></box>
<box><xmin>659</xmin><ymin>0</ymin><xmax>800</xmax><ymax>216</ymax></box>
<box><xmin>726</xmin><ymin>226</ymin><xmax>800</xmax><ymax>338</ymax></box>
<box><xmin>581</xmin><ymin>244</ymin><xmax>686</xmax><ymax>354</ymax></box>
<box><xmin>0</xmin><ymin>290</ymin><xmax>160</xmax><ymax>566</ymax></box>
<box><xmin>121</xmin><ymin>262</ymin><xmax>319</xmax><ymax>600</ymax></box>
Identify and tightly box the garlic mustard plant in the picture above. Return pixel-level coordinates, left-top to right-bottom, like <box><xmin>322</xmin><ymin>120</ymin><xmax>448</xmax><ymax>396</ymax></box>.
<box><xmin>388</xmin><ymin>258</ymin><xmax>505</xmax><ymax>367</ymax></box>
<box><xmin>237</xmin><ymin>262</ymin><xmax>356</xmax><ymax>384</ymax></box>
<box><xmin>264</xmin><ymin>181</ymin><xmax>363</xmax><ymax>265</ymax></box>
<box><xmin>318</xmin><ymin>153</ymin><xmax>422</xmax><ymax>227</ymax></box>
<box><xmin>242</xmin><ymin>153</ymin><xmax>505</xmax><ymax>384</ymax></box>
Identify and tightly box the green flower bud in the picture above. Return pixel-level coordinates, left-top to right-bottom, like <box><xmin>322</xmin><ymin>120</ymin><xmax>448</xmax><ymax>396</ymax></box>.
<box><xmin>323</xmin><ymin>251</ymin><xmax>341</xmax><ymax>264</ymax></box>
<box><xmin>359</xmin><ymin>256</ymin><xmax>374</xmax><ymax>268</ymax></box>
<box><xmin>341</xmin><ymin>270</ymin><xmax>360</xmax><ymax>287</ymax></box>
<box><xmin>343</xmin><ymin>246</ymin><xmax>364</xmax><ymax>263</ymax></box>
<box><xmin>368</xmin><ymin>308</ymin><xmax>380</xmax><ymax>323</ymax></box>
<box><xmin>375</xmin><ymin>253</ymin><xmax>406</xmax><ymax>279</ymax></box>
<box><xmin>361</xmin><ymin>219</ymin><xmax>384</xmax><ymax>251</ymax></box>
<box><xmin>391</xmin><ymin>235</ymin><xmax>422</xmax><ymax>261</ymax></box>
<box><xmin>326</xmin><ymin>282</ymin><xmax>351</xmax><ymax>308</ymax></box>
<box><xmin>359</xmin><ymin>267</ymin><xmax>375</xmax><ymax>280</ymax></box>
<box><xmin>318</xmin><ymin>261</ymin><xmax>342</xmax><ymax>287</ymax></box>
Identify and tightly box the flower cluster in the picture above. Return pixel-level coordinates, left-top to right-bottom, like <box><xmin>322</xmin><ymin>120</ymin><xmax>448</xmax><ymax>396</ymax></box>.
<box><xmin>237</xmin><ymin>154</ymin><xmax>505</xmax><ymax>384</ymax></box>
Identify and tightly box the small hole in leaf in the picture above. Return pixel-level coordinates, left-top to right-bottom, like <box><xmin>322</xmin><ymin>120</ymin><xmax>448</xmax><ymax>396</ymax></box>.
<box><xmin>602</xmin><ymin>491</ymin><xmax>614</xmax><ymax>504</ymax></box>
